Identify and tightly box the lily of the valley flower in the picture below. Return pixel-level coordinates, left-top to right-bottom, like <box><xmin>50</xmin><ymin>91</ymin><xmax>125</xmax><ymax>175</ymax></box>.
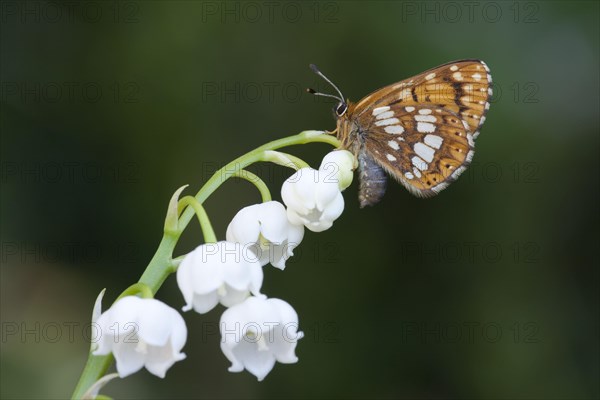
<box><xmin>281</xmin><ymin>167</ymin><xmax>344</xmax><ymax>232</ymax></box>
<box><xmin>93</xmin><ymin>296</ymin><xmax>187</xmax><ymax>378</ymax></box>
<box><xmin>220</xmin><ymin>296</ymin><xmax>304</xmax><ymax>381</ymax></box>
<box><xmin>319</xmin><ymin>149</ymin><xmax>356</xmax><ymax>191</ymax></box>
<box><xmin>177</xmin><ymin>241</ymin><xmax>263</xmax><ymax>314</ymax></box>
<box><xmin>226</xmin><ymin>201</ymin><xmax>304</xmax><ymax>270</ymax></box>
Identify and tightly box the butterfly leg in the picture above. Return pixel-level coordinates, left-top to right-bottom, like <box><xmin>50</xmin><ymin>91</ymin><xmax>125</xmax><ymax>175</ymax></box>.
<box><xmin>358</xmin><ymin>151</ymin><xmax>388</xmax><ymax>208</ymax></box>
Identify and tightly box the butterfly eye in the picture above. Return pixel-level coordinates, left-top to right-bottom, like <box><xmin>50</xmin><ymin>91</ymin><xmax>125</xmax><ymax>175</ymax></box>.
<box><xmin>335</xmin><ymin>102</ymin><xmax>348</xmax><ymax>117</ymax></box>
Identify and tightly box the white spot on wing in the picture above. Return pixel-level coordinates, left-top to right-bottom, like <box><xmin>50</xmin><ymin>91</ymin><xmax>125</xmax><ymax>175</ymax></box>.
<box><xmin>453</xmin><ymin>72</ymin><xmax>463</xmax><ymax>81</ymax></box>
<box><xmin>405</xmin><ymin>106</ymin><xmax>415</xmax><ymax>112</ymax></box>
<box><xmin>424</xmin><ymin>134</ymin><xmax>443</xmax><ymax>149</ymax></box>
<box><xmin>386</xmin><ymin>154</ymin><xmax>397</xmax><ymax>161</ymax></box>
<box><xmin>413</xmin><ymin>167</ymin><xmax>422</xmax><ymax>178</ymax></box>
<box><xmin>450</xmin><ymin>65</ymin><xmax>459</xmax><ymax>71</ymax></box>
<box><xmin>472</xmin><ymin>73</ymin><xmax>482</xmax><ymax>81</ymax></box>
<box><xmin>418</xmin><ymin>108</ymin><xmax>432</xmax><ymax>115</ymax></box>
<box><xmin>414</xmin><ymin>142</ymin><xmax>435</xmax><ymax>163</ymax></box>
<box><xmin>375</xmin><ymin>118</ymin><xmax>400</xmax><ymax>126</ymax></box>
<box><xmin>387</xmin><ymin>140</ymin><xmax>400</xmax><ymax>150</ymax></box>
<box><xmin>417</xmin><ymin>122</ymin><xmax>436</xmax><ymax>133</ymax></box>
<box><xmin>412</xmin><ymin>156</ymin><xmax>428</xmax><ymax>171</ymax></box>
<box><xmin>415</xmin><ymin>115</ymin><xmax>436</xmax><ymax>123</ymax></box>
<box><xmin>399</xmin><ymin>88</ymin><xmax>411</xmax><ymax>100</ymax></box>
<box><xmin>404</xmin><ymin>172</ymin><xmax>414</xmax><ymax>180</ymax></box>
<box><xmin>376</xmin><ymin>110</ymin><xmax>395</xmax><ymax>120</ymax></box>
<box><xmin>425</xmin><ymin>73</ymin><xmax>436</xmax><ymax>80</ymax></box>
<box><xmin>372</xmin><ymin>106</ymin><xmax>390</xmax><ymax>116</ymax></box>
<box><xmin>384</xmin><ymin>125</ymin><xmax>405</xmax><ymax>134</ymax></box>
<box><xmin>384</xmin><ymin>125</ymin><xmax>404</xmax><ymax>135</ymax></box>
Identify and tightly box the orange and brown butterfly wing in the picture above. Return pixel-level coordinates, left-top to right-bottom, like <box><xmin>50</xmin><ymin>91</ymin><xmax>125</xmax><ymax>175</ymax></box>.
<box><xmin>360</xmin><ymin>103</ymin><xmax>474</xmax><ymax>198</ymax></box>
<box><xmin>353</xmin><ymin>59</ymin><xmax>492</xmax><ymax>139</ymax></box>
<box><xmin>338</xmin><ymin>59</ymin><xmax>492</xmax><ymax>202</ymax></box>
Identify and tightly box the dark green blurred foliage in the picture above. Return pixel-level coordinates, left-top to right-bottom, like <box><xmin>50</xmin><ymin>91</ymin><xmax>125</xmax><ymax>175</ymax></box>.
<box><xmin>1</xmin><ymin>1</ymin><xmax>598</xmax><ymax>399</ymax></box>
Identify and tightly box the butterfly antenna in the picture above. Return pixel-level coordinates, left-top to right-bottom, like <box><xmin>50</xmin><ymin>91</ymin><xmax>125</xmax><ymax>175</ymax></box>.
<box><xmin>305</xmin><ymin>87</ymin><xmax>343</xmax><ymax>102</ymax></box>
<box><xmin>308</xmin><ymin>64</ymin><xmax>345</xmax><ymax>103</ymax></box>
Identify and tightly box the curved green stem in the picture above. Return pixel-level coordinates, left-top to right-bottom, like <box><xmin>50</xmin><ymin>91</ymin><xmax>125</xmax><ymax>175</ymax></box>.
<box><xmin>71</xmin><ymin>130</ymin><xmax>340</xmax><ymax>399</ymax></box>
<box><xmin>231</xmin><ymin>170</ymin><xmax>272</xmax><ymax>202</ymax></box>
<box><xmin>178</xmin><ymin>196</ymin><xmax>217</xmax><ymax>243</ymax></box>
<box><xmin>261</xmin><ymin>150</ymin><xmax>309</xmax><ymax>170</ymax></box>
<box><xmin>177</xmin><ymin>130</ymin><xmax>340</xmax><ymax>233</ymax></box>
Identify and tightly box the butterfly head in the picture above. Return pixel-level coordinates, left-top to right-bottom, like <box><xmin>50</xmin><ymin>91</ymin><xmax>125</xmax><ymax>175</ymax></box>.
<box><xmin>334</xmin><ymin>102</ymin><xmax>348</xmax><ymax>117</ymax></box>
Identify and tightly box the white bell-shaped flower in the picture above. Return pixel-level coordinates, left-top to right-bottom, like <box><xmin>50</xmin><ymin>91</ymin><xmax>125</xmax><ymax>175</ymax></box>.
<box><xmin>177</xmin><ymin>241</ymin><xmax>263</xmax><ymax>314</ymax></box>
<box><xmin>226</xmin><ymin>201</ymin><xmax>304</xmax><ymax>270</ymax></box>
<box><xmin>281</xmin><ymin>167</ymin><xmax>344</xmax><ymax>232</ymax></box>
<box><xmin>93</xmin><ymin>296</ymin><xmax>187</xmax><ymax>378</ymax></box>
<box><xmin>220</xmin><ymin>296</ymin><xmax>303</xmax><ymax>381</ymax></box>
<box><xmin>319</xmin><ymin>149</ymin><xmax>356</xmax><ymax>191</ymax></box>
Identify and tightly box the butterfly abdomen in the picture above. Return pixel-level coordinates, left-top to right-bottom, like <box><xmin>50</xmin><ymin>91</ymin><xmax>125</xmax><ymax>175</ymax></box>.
<box><xmin>358</xmin><ymin>152</ymin><xmax>388</xmax><ymax>208</ymax></box>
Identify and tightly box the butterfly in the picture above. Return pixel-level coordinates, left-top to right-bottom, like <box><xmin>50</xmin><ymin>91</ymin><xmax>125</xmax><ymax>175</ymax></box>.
<box><xmin>307</xmin><ymin>60</ymin><xmax>492</xmax><ymax>207</ymax></box>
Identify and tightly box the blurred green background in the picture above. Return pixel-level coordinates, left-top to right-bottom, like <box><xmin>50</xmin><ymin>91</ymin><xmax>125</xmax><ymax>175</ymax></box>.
<box><xmin>1</xmin><ymin>1</ymin><xmax>598</xmax><ymax>399</ymax></box>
